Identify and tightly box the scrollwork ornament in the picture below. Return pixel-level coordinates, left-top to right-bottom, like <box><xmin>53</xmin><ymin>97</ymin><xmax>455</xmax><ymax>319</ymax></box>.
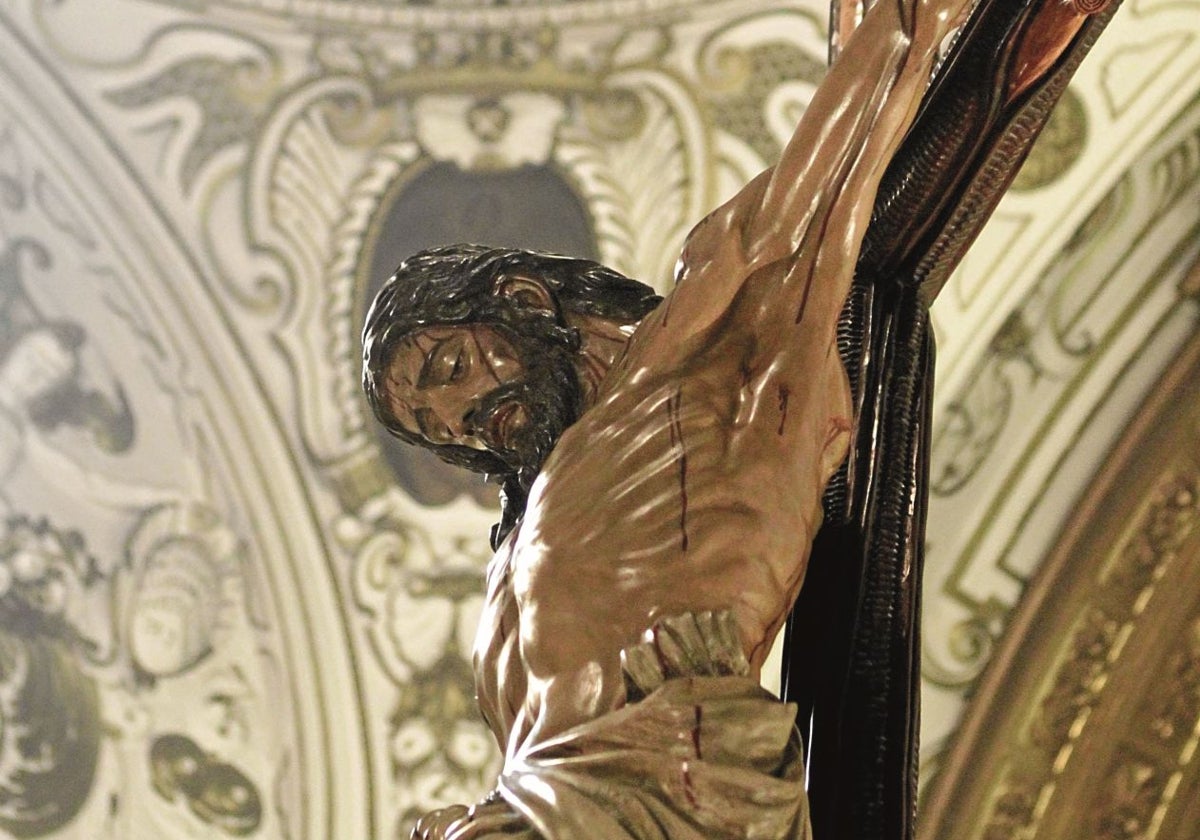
<box><xmin>311</xmin><ymin>139</ymin><xmax>424</xmax><ymax>472</ymax></box>
<box><xmin>947</xmin><ymin>616</ymin><xmax>996</xmax><ymax>676</ymax></box>
<box><xmin>923</xmin><ymin>99</ymin><xmax>1200</xmax><ymax>733</ymax></box>
<box><xmin>0</xmin><ymin>126</ymin><xmax>25</xmax><ymax>212</ymax></box>
<box><xmin>930</xmin><ymin>365</ymin><xmax>1014</xmax><ymax>497</ymax></box>
<box><xmin>921</xmin><ymin>615</ymin><xmax>998</xmax><ymax>691</ymax></box>
<box><xmin>106</xmin><ymin>47</ymin><xmax>283</xmax><ymax>192</ymax></box>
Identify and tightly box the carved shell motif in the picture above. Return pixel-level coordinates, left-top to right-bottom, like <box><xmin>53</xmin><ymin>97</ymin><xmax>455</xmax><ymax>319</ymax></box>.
<box><xmin>124</xmin><ymin>505</ymin><xmax>239</xmax><ymax>679</ymax></box>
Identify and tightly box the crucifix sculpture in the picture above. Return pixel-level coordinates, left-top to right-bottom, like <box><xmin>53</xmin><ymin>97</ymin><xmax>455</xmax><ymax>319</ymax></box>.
<box><xmin>361</xmin><ymin>0</ymin><xmax>1121</xmax><ymax>837</ymax></box>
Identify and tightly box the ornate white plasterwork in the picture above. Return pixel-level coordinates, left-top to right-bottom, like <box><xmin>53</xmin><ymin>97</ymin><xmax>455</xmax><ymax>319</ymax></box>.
<box><xmin>913</xmin><ymin>0</ymin><xmax>1200</xmax><ymax>771</ymax></box>
<box><xmin>0</xmin><ymin>19</ymin><xmax>365</xmax><ymax>838</ymax></box>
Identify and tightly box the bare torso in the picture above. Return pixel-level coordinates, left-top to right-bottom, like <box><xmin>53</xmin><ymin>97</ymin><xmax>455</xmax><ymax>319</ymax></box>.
<box><xmin>475</xmin><ymin>267</ymin><xmax>852</xmax><ymax>752</ymax></box>
<box><xmin>473</xmin><ymin>0</ymin><xmax>974</xmax><ymax>764</ymax></box>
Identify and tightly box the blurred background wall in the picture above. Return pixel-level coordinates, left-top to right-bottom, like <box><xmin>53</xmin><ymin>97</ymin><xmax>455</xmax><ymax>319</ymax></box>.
<box><xmin>0</xmin><ymin>0</ymin><xmax>1195</xmax><ymax>837</ymax></box>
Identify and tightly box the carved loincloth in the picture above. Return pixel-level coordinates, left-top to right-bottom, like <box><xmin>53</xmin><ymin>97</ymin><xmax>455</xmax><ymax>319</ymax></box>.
<box><xmin>498</xmin><ymin>611</ymin><xmax>812</xmax><ymax>839</ymax></box>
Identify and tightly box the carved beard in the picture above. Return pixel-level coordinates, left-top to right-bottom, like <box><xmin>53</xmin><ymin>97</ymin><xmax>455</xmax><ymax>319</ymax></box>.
<box><xmin>473</xmin><ymin>329</ymin><xmax>582</xmax><ymax>483</ymax></box>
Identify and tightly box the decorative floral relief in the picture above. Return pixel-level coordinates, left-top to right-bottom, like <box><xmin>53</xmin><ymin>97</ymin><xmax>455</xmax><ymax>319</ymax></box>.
<box><xmin>978</xmin><ymin>475</ymin><xmax>1200</xmax><ymax>840</ymax></box>
<box><xmin>1146</xmin><ymin>618</ymin><xmax>1200</xmax><ymax>745</ymax></box>
<box><xmin>0</xmin><ymin>502</ymin><xmax>292</xmax><ymax>839</ymax></box>
<box><xmin>0</xmin><ymin>516</ymin><xmax>103</xmax><ymax>837</ymax></box>
<box><xmin>114</xmin><ymin>504</ymin><xmax>288</xmax><ymax>839</ymax></box>
<box><xmin>1093</xmin><ymin>758</ymin><xmax>1163</xmax><ymax>840</ymax></box>
<box><xmin>923</xmin><ymin>24</ymin><xmax>1200</xmax><ymax>711</ymax></box>
<box><xmin>1087</xmin><ymin>614</ymin><xmax>1200</xmax><ymax>840</ymax></box>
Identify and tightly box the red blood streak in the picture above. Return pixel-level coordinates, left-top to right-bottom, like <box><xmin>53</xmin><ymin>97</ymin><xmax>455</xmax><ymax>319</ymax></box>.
<box><xmin>666</xmin><ymin>390</ymin><xmax>690</xmax><ymax>552</ymax></box>
<box><xmin>682</xmin><ymin>761</ymin><xmax>698</xmax><ymax>808</ymax></box>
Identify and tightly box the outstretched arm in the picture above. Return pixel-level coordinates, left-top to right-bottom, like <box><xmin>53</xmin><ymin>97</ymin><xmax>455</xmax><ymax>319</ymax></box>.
<box><xmin>623</xmin><ymin>0</ymin><xmax>970</xmax><ymax>369</ymax></box>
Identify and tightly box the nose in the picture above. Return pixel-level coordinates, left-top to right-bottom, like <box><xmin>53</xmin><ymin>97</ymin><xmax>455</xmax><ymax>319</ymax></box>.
<box><xmin>420</xmin><ymin>397</ymin><xmax>484</xmax><ymax>449</ymax></box>
<box><xmin>444</xmin><ymin>407</ymin><xmax>472</xmax><ymax>438</ymax></box>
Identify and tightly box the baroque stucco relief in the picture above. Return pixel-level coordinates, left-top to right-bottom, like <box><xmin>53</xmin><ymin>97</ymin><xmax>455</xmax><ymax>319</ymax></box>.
<box><xmin>0</xmin><ymin>39</ymin><xmax>353</xmax><ymax>838</ymax></box>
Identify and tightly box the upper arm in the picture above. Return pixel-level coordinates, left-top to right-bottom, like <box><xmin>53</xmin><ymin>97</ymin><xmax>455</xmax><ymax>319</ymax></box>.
<box><xmin>637</xmin><ymin>0</ymin><xmax>958</xmax><ymax>362</ymax></box>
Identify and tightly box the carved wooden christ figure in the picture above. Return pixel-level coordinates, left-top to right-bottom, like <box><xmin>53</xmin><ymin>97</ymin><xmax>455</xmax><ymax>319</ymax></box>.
<box><xmin>361</xmin><ymin>0</ymin><xmax>1117</xmax><ymax>837</ymax></box>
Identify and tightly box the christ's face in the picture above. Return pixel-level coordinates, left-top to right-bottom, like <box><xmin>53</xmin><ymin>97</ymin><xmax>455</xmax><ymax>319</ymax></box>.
<box><xmin>382</xmin><ymin>321</ymin><xmax>580</xmax><ymax>477</ymax></box>
<box><xmin>384</xmin><ymin>325</ymin><xmax>529</xmax><ymax>453</ymax></box>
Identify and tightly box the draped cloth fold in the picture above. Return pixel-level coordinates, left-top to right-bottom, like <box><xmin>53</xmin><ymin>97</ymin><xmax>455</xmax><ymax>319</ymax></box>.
<box><xmin>498</xmin><ymin>611</ymin><xmax>813</xmax><ymax>839</ymax></box>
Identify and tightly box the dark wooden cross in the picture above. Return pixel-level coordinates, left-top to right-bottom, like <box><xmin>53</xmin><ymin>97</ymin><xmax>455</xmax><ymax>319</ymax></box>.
<box><xmin>780</xmin><ymin>1</ymin><xmax>1123</xmax><ymax>838</ymax></box>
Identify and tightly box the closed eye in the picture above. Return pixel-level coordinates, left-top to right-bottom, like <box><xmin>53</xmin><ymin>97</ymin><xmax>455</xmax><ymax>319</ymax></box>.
<box><xmin>417</xmin><ymin>339</ymin><xmax>461</xmax><ymax>388</ymax></box>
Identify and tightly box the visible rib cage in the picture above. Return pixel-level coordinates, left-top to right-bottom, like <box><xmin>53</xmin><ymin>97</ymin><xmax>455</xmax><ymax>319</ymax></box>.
<box><xmin>787</xmin><ymin>2</ymin><xmax>1122</xmax><ymax>839</ymax></box>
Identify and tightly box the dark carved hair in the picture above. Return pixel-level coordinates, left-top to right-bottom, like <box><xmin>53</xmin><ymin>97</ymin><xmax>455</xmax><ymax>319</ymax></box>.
<box><xmin>362</xmin><ymin>244</ymin><xmax>661</xmax><ymax>544</ymax></box>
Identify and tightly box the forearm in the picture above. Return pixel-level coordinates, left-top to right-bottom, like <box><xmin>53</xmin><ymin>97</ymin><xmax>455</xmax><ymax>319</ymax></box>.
<box><xmin>650</xmin><ymin>0</ymin><xmax>968</xmax><ymax>365</ymax></box>
<box><xmin>752</xmin><ymin>0</ymin><xmax>970</xmax><ymax>303</ymax></box>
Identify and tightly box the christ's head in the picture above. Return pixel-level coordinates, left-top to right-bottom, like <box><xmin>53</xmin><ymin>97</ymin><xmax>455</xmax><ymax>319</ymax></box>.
<box><xmin>362</xmin><ymin>245</ymin><xmax>660</xmax><ymax>492</ymax></box>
